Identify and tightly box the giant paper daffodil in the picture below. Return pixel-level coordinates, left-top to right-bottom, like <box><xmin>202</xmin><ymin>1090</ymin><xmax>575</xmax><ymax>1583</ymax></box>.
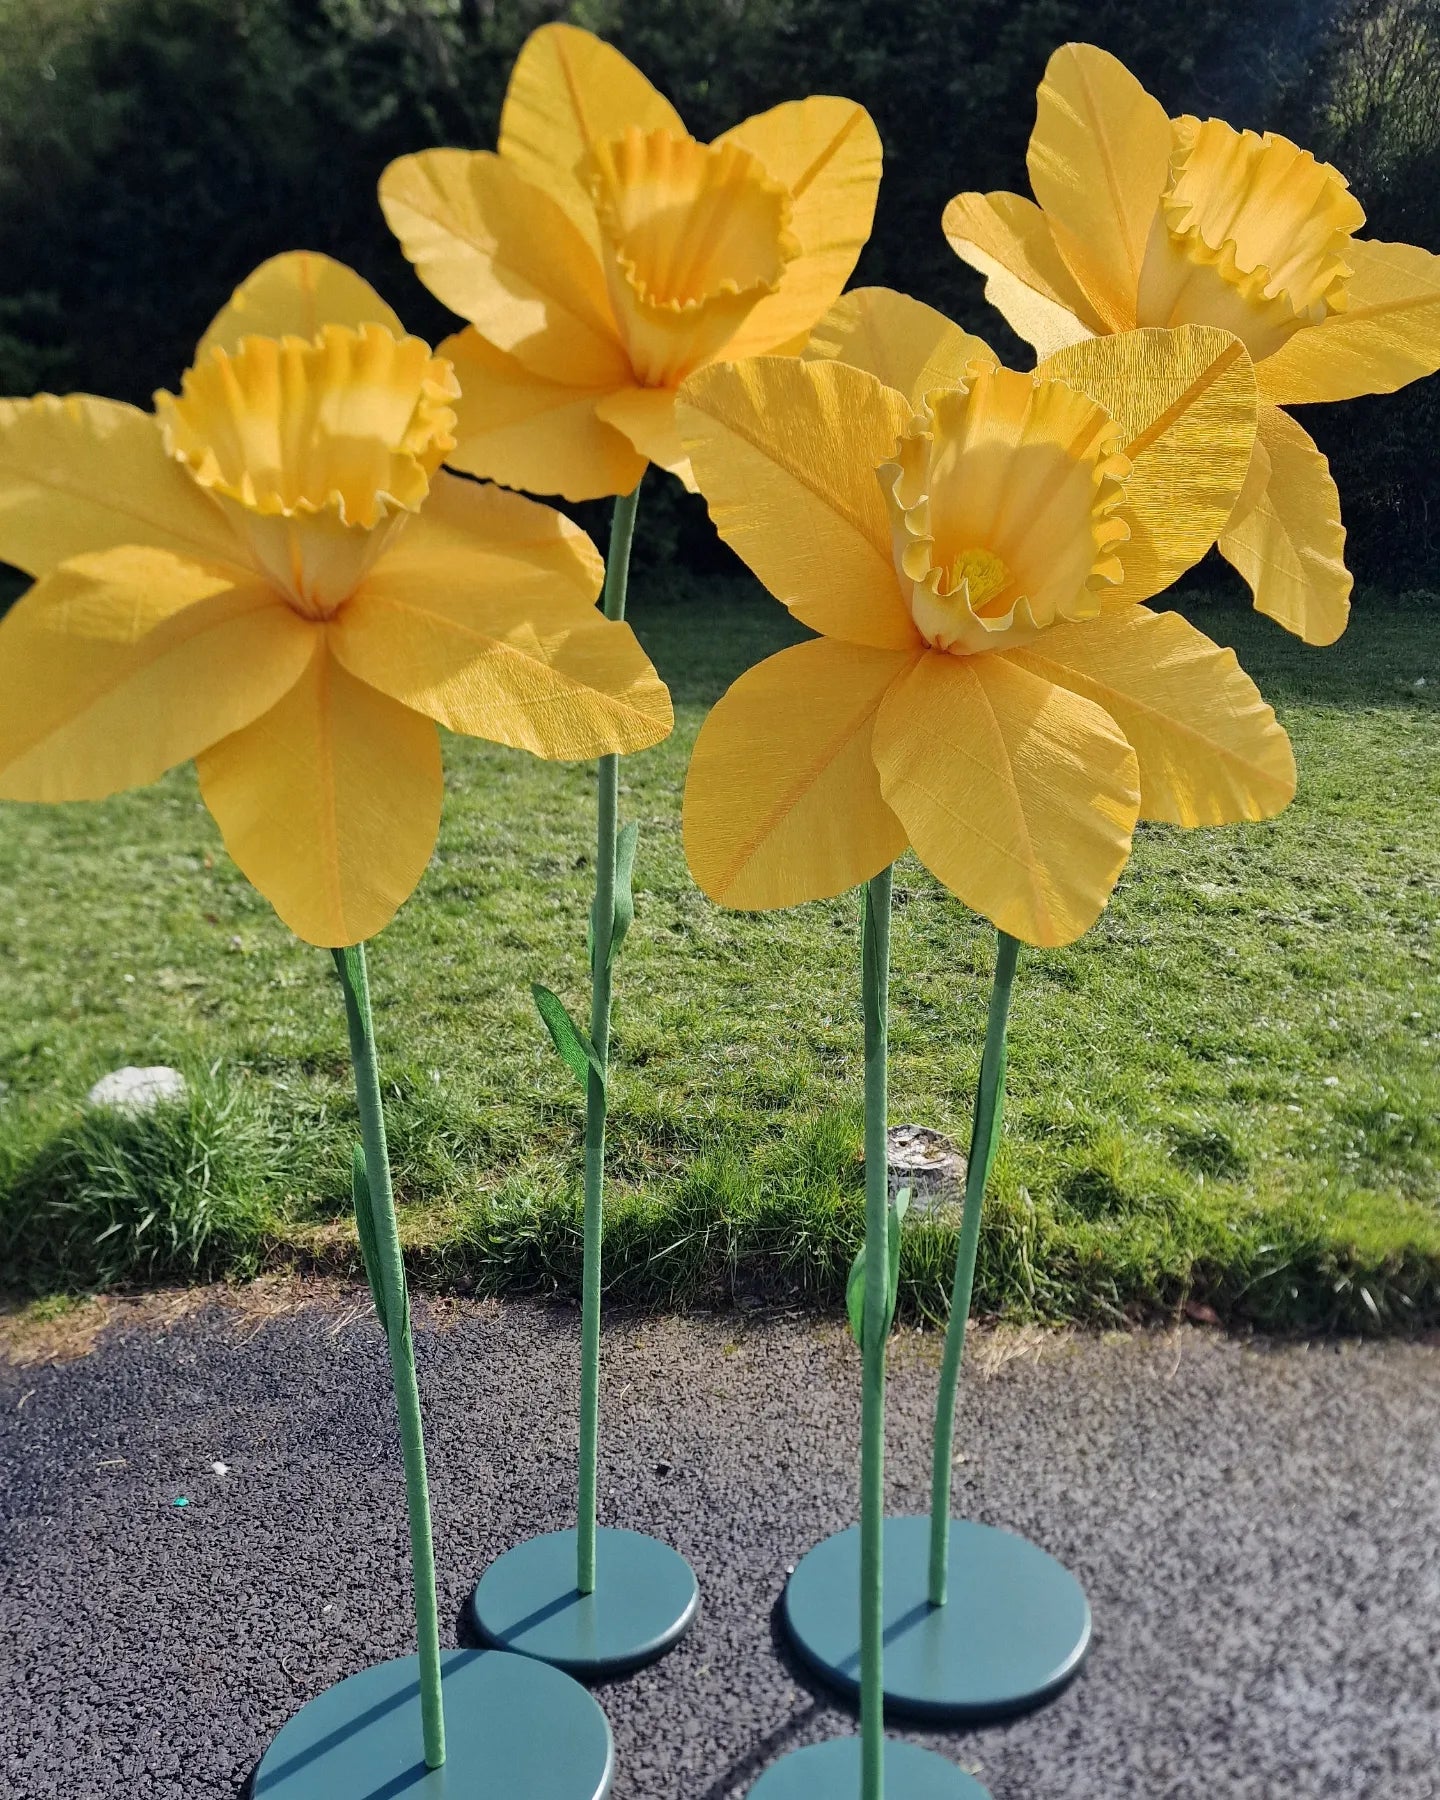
<box><xmin>676</xmin><ymin>287</ymin><xmax>1297</xmax><ymax>947</ymax></box>
<box><xmin>377</xmin><ymin>22</ymin><xmax>882</xmax><ymax>500</ymax></box>
<box><xmin>0</xmin><ymin>251</ymin><xmax>672</xmax><ymax>947</ymax></box>
<box><xmin>944</xmin><ymin>42</ymin><xmax>1440</xmax><ymax>648</ymax></box>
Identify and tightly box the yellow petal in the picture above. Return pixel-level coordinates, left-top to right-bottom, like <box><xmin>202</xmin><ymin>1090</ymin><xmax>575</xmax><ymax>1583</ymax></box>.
<box><xmin>674</xmin><ymin>356</ymin><xmax>918</xmax><ymax>650</ymax></box>
<box><xmin>713</xmin><ymin>96</ymin><xmax>883</xmax><ymax>359</ymax></box>
<box><xmin>334</xmin><ymin>483</ymin><xmax>671</xmax><ymax>760</ymax></box>
<box><xmin>497</xmin><ymin>22</ymin><xmax>685</xmax><ymax>259</ymax></box>
<box><xmin>1219</xmin><ymin>401</ymin><xmax>1350</xmax><ymax>645</ymax></box>
<box><xmin>593</xmin><ymin>387</ymin><xmax>695</xmax><ymax>489</ymax></box>
<box><xmin>802</xmin><ymin>287</ymin><xmax>997</xmax><ymax>406</ymax></box>
<box><xmin>0</xmin><ymin>395</ymin><xmax>246</xmax><ymax>577</ymax></box>
<box><xmin>1010</xmin><ymin>602</ymin><xmax>1295</xmax><ymax>825</ymax></box>
<box><xmin>439</xmin><ymin>329</ymin><xmax>645</xmax><ymax>503</ymax></box>
<box><xmin>1027</xmin><ymin>43</ymin><xmax>1172</xmax><ymax>332</ymax></box>
<box><xmin>1037</xmin><ymin>325</ymin><xmax>1258</xmax><ymax>602</ymax></box>
<box><xmin>376</xmin><ymin>467</ymin><xmax>604</xmax><ymax>598</ymax></box>
<box><xmin>378</xmin><ymin>149</ymin><xmax>628</xmax><ymax>386</ymax></box>
<box><xmin>1257</xmin><ymin>238</ymin><xmax>1440</xmax><ymax>404</ymax></box>
<box><xmin>942</xmin><ymin>190</ymin><xmax>1103</xmax><ymax>355</ymax></box>
<box><xmin>683</xmin><ymin>637</ymin><xmax>914</xmax><ymax>908</ymax></box>
<box><xmin>156</xmin><ymin>326</ymin><xmax>458</xmax><ymax>532</ymax></box>
<box><xmin>197</xmin><ymin>645</ymin><xmax>442</xmax><ymax>948</ymax></box>
<box><xmin>871</xmin><ymin>650</ymin><xmax>1139</xmax><ymax>947</ymax></box>
<box><xmin>197</xmin><ymin>252</ymin><xmax>404</xmax><ymax>359</ymax></box>
<box><xmin>0</xmin><ymin>545</ymin><xmax>314</xmax><ymax>800</ymax></box>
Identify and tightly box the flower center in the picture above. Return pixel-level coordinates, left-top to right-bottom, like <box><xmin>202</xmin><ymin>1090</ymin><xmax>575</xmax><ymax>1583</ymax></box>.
<box><xmin>155</xmin><ymin>324</ymin><xmax>457</xmax><ymax>616</ymax></box>
<box><xmin>1135</xmin><ymin>117</ymin><xmax>1365</xmax><ymax>361</ymax></box>
<box><xmin>880</xmin><ymin>367</ymin><xmax>1130</xmax><ymax>657</ymax></box>
<box><xmin>583</xmin><ymin>127</ymin><xmax>798</xmax><ymax>386</ymax></box>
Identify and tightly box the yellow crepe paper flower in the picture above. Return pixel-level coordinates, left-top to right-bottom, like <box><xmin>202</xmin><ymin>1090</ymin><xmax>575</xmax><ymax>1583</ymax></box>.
<box><xmin>378</xmin><ymin>22</ymin><xmax>881</xmax><ymax>501</ymax></box>
<box><xmin>676</xmin><ymin>288</ymin><xmax>1296</xmax><ymax>948</ymax></box>
<box><xmin>944</xmin><ymin>42</ymin><xmax>1440</xmax><ymax>649</ymax></box>
<box><xmin>0</xmin><ymin>252</ymin><xmax>672</xmax><ymax>948</ymax></box>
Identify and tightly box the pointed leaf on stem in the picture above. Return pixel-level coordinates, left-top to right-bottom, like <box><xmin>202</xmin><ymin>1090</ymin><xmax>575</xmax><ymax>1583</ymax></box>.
<box><xmin>532</xmin><ymin>982</ymin><xmax>607</xmax><ymax>1089</ymax></box>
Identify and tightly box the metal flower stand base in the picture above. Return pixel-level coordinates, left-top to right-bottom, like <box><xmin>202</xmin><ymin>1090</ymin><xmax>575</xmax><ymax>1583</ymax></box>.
<box><xmin>782</xmin><ymin>1516</ymin><xmax>1090</xmax><ymax>1720</ymax></box>
<box><xmin>471</xmin><ymin>1525</ymin><xmax>699</xmax><ymax>1677</ymax></box>
<box><xmin>252</xmin><ymin>1648</ymin><xmax>614</xmax><ymax>1798</ymax></box>
<box><xmin>749</xmin><ymin>1735</ymin><xmax>990</xmax><ymax>1797</ymax></box>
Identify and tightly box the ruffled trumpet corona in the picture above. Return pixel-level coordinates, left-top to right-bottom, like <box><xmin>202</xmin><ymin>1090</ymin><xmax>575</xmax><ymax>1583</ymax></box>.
<box><xmin>677</xmin><ymin>287</ymin><xmax>1297</xmax><ymax>948</ymax></box>
<box><xmin>0</xmin><ymin>252</ymin><xmax>672</xmax><ymax>947</ymax></box>
<box><xmin>379</xmin><ymin>21</ymin><xmax>882</xmax><ymax>499</ymax></box>
<box><xmin>945</xmin><ymin>42</ymin><xmax>1440</xmax><ymax>646</ymax></box>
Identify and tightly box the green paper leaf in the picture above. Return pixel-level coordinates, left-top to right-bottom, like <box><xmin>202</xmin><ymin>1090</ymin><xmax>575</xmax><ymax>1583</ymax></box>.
<box><xmin>589</xmin><ymin>820</ymin><xmax>641</xmax><ymax>974</ymax></box>
<box><xmin>351</xmin><ymin>1144</ymin><xmax>388</xmax><ymax>1334</ymax></box>
<box><xmin>609</xmin><ymin>820</ymin><xmax>639</xmax><ymax>966</ymax></box>
<box><xmin>532</xmin><ymin>983</ymin><xmax>606</xmax><ymax>1090</ymax></box>
<box><xmin>847</xmin><ymin>1185</ymin><xmax>911</xmax><ymax>1350</ymax></box>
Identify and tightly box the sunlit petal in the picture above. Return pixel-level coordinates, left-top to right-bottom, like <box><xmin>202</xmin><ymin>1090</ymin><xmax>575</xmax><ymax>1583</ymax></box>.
<box><xmin>334</xmin><ymin>479</ymin><xmax>671</xmax><ymax>760</ymax></box>
<box><xmin>0</xmin><ymin>545</ymin><xmax>313</xmax><ymax>800</ymax></box>
<box><xmin>1037</xmin><ymin>325</ymin><xmax>1258</xmax><ymax>602</ymax></box>
<box><xmin>1219</xmin><ymin>402</ymin><xmax>1351</xmax><ymax>645</ymax></box>
<box><xmin>197</xmin><ymin>252</ymin><xmax>404</xmax><ymax>359</ymax></box>
<box><xmin>379</xmin><ymin>149</ymin><xmax>629</xmax><ymax>386</ymax></box>
<box><xmin>593</xmin><ymin>387</ymin><xmax>695</xmax><ymax>489</ymax></box>
<box><xmin>872</xmin><ymin>649</ymin><xmax>1139</xmax><ymax>947</ymax></box>
<box><xmin>1027</xmin><ymin>43</ymin><xmax>1172</xmax><ymax>331</ymax></box>
<box><xmin>675</xmin><ymin>356</ymin><xmax>918</xmax><ymax>649</ymax></box>
<box><xmin>1010</xmin><ymin>601</ymin><xmax>1295</xmax><ymax>825</ymax></box>
<box><xmin>802</xmin><ymin>286</ymin><xmax>997</xmax><ymax>405</ymax></box>
<box><xmin>0</xmin><ymin>395</ymin><xmax>246</xmax><ymax>577</ymax></box>
<box><xmin>714</xmin><ymin>96</ymin><xmax>883</xmax><ymax>359</ymax></box>
<box><xmin>439</xmin><ymin>328</ymin><xmax>646</xmax><ymax>503</ymax></box>
<box><xmin>683</xmin><ymin>637</ymin><xmax>914</xmax><ymax>908</ymax></box>
<box><xmin>497</xmin><ymin>22</ymin><xmax>685</xmax><ymax>256</ymax></box>
<box><xmin>197</xmin><ymin>645</ymin><xmax>443</xmax><ymax>948</ymax></box>
<box><xmin>942</xmin><ymin>190</ymin><xmax>1102</xmax><ymax>354</ymax></box>
<box><xmin>1257</xmin><ymin>237</ymin><xmax>1440</xmax><ymax>404</ymax></box>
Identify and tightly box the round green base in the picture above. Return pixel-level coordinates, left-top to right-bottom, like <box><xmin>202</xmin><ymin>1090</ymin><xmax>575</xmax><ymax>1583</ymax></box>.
<box><xmin>251</xmin><ymin>1648</ymin><xmax>613</xmax><ymax>1798</ymax></box>
<box><xmin>750</xmin><ymin>1737</ymin><xmax>991</xmax><ymax>1797</ymax></box>
<box><xmin>782</xmin><ymin>1517</ymin><xmax>1090</xmax><ymax>1722</ymax></box>
<box><xmin>470</xmin><ymin>1526</ymin><xmax>699</xmax><ymax>1678</ymax></box>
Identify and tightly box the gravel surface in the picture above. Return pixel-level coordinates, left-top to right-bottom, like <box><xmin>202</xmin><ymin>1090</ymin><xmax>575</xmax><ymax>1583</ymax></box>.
<box><xmin>3</xmin><ymin>1292</ymin><xmax>1439</xmax><ymax>1799</ymax></box>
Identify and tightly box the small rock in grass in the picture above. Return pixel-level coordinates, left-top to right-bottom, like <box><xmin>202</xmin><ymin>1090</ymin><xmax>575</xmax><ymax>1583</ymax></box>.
<box><xmin>886</xmin><ymin>1124</ymin><xmax>966</xmax><ymax>1216</ymax></box>
<box><xmin>86</xmin><ymin>1065</ymin><xmax>188</xmax><ymax>1116</ymax></box>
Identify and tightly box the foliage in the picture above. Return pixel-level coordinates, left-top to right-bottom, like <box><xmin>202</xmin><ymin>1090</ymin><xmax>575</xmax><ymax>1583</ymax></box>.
<box><xmin>0</xmin><ymin>573</ymin><xmax>1435</xmax><ymax>1329</ymax></box>
<box><xmin>0</xmin><ymin>0</ymin><xmax>1434</xmax><ymax>575</ymax></box>
<box><xmin>0</xmin><ymin>1070</ymin><xmax>276</xmax><ymax>1290</ymax></box>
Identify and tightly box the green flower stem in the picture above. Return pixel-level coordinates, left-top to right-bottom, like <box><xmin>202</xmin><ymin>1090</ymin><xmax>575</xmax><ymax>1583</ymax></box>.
<box><xmin>577</xmin><ymin>476</ymin><xmax>643</xmax><ymax>1598</ymax></box>
<box><xmin>860</xmin><ymin>865</ymin><xmax>894</xmax><ymax>1800</ymax></box>
<box><xmin>927</xmin><ymin>929</ymin><xmax>1021</xmax><ymax>1610</ymax></box>
<box><xmin>332</xmin><ymin>942</ymin><xmax>446</xmax><ymax>1771</ymax></box>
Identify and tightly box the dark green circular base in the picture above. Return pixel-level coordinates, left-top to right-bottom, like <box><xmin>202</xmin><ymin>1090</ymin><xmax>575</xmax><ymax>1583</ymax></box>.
<box><xmin>783</xmin><ymin>1517</ymin><xmax>1090</xmax><ymax>1722</ymax></box>
<box><xmin>750</xmin><ymin>1737</ymin><xmax>991</xmax><ymax>1797</ymax></box>
<box><xmin>252</xmin><ymin>1648</ymin><xmax>613</xmax><ymax>1798</ymax></box>
<box><xmin>470</xmin><ymin>1526</ymin><xmax>699</xmax><ymax>1678</ymax></box>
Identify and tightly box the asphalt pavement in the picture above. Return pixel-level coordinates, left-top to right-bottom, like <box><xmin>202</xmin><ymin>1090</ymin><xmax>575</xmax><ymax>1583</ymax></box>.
<box><xmin>3</xmin><ymin>1290</ymin><xmax>1438</xmax><ymax>1799</ymax></box>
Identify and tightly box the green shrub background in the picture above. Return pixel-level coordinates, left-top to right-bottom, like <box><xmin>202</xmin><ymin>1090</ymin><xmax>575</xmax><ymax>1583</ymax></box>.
<box><xmin>0</xmin><ymin>0</ymin><xmax>1436</xmax><ymax>580</ymax></box>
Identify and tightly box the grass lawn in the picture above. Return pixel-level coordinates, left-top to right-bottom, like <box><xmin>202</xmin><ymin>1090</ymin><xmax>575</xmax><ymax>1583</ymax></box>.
<box><xmin>0</xmin><ymin>570</ymin><xmax>1436</xmax><ymax>1330</ymax></box>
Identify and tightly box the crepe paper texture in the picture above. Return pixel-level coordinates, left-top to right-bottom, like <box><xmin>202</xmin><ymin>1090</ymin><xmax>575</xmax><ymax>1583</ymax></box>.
<box><xmin>0</xmin><ymin>251</ymin><xmax>673</xmax><ymax>948</ymax></box>
<box><xmin>378</xmin><ymin>21</ymin><xmax>882</xmax><ymax>501</ymax></box>
<box><xmin>944</xmin><ymin>42</ymin><xmax>1440</xmax><ymax>648</ymax></box>
<box><xmin>676</xmin><ymin>286</ymin><xmax>1297</xmax><ymax>950</ymax></box>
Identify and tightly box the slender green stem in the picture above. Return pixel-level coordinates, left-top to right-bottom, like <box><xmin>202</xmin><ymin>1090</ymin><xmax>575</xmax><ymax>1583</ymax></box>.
<box><xmin>927</xmin><ymin>929</ymin><xmax>1021</xmax><ymax>1609</ymax></box>
<box><xmin>333</xmin><ymin>943</ymin><xmax>445</xmax><ymax>1770</ymax></box>
<box><xmin>577</xmin><ymin>476</ymin><xmax>643</xmax><ymax>1597</ymax></box>
<box><xmin>860</xmin><ymin>866</ymin><xmax>893</xmax><ymax>1800</ymax></box>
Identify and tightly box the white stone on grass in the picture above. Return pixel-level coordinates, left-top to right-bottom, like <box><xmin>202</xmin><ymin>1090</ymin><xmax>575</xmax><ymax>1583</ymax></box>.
<box><xmin>86</xmin><ymin>1065</ymin><xmax>189</xmax><ymax>1115</ymax></box>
